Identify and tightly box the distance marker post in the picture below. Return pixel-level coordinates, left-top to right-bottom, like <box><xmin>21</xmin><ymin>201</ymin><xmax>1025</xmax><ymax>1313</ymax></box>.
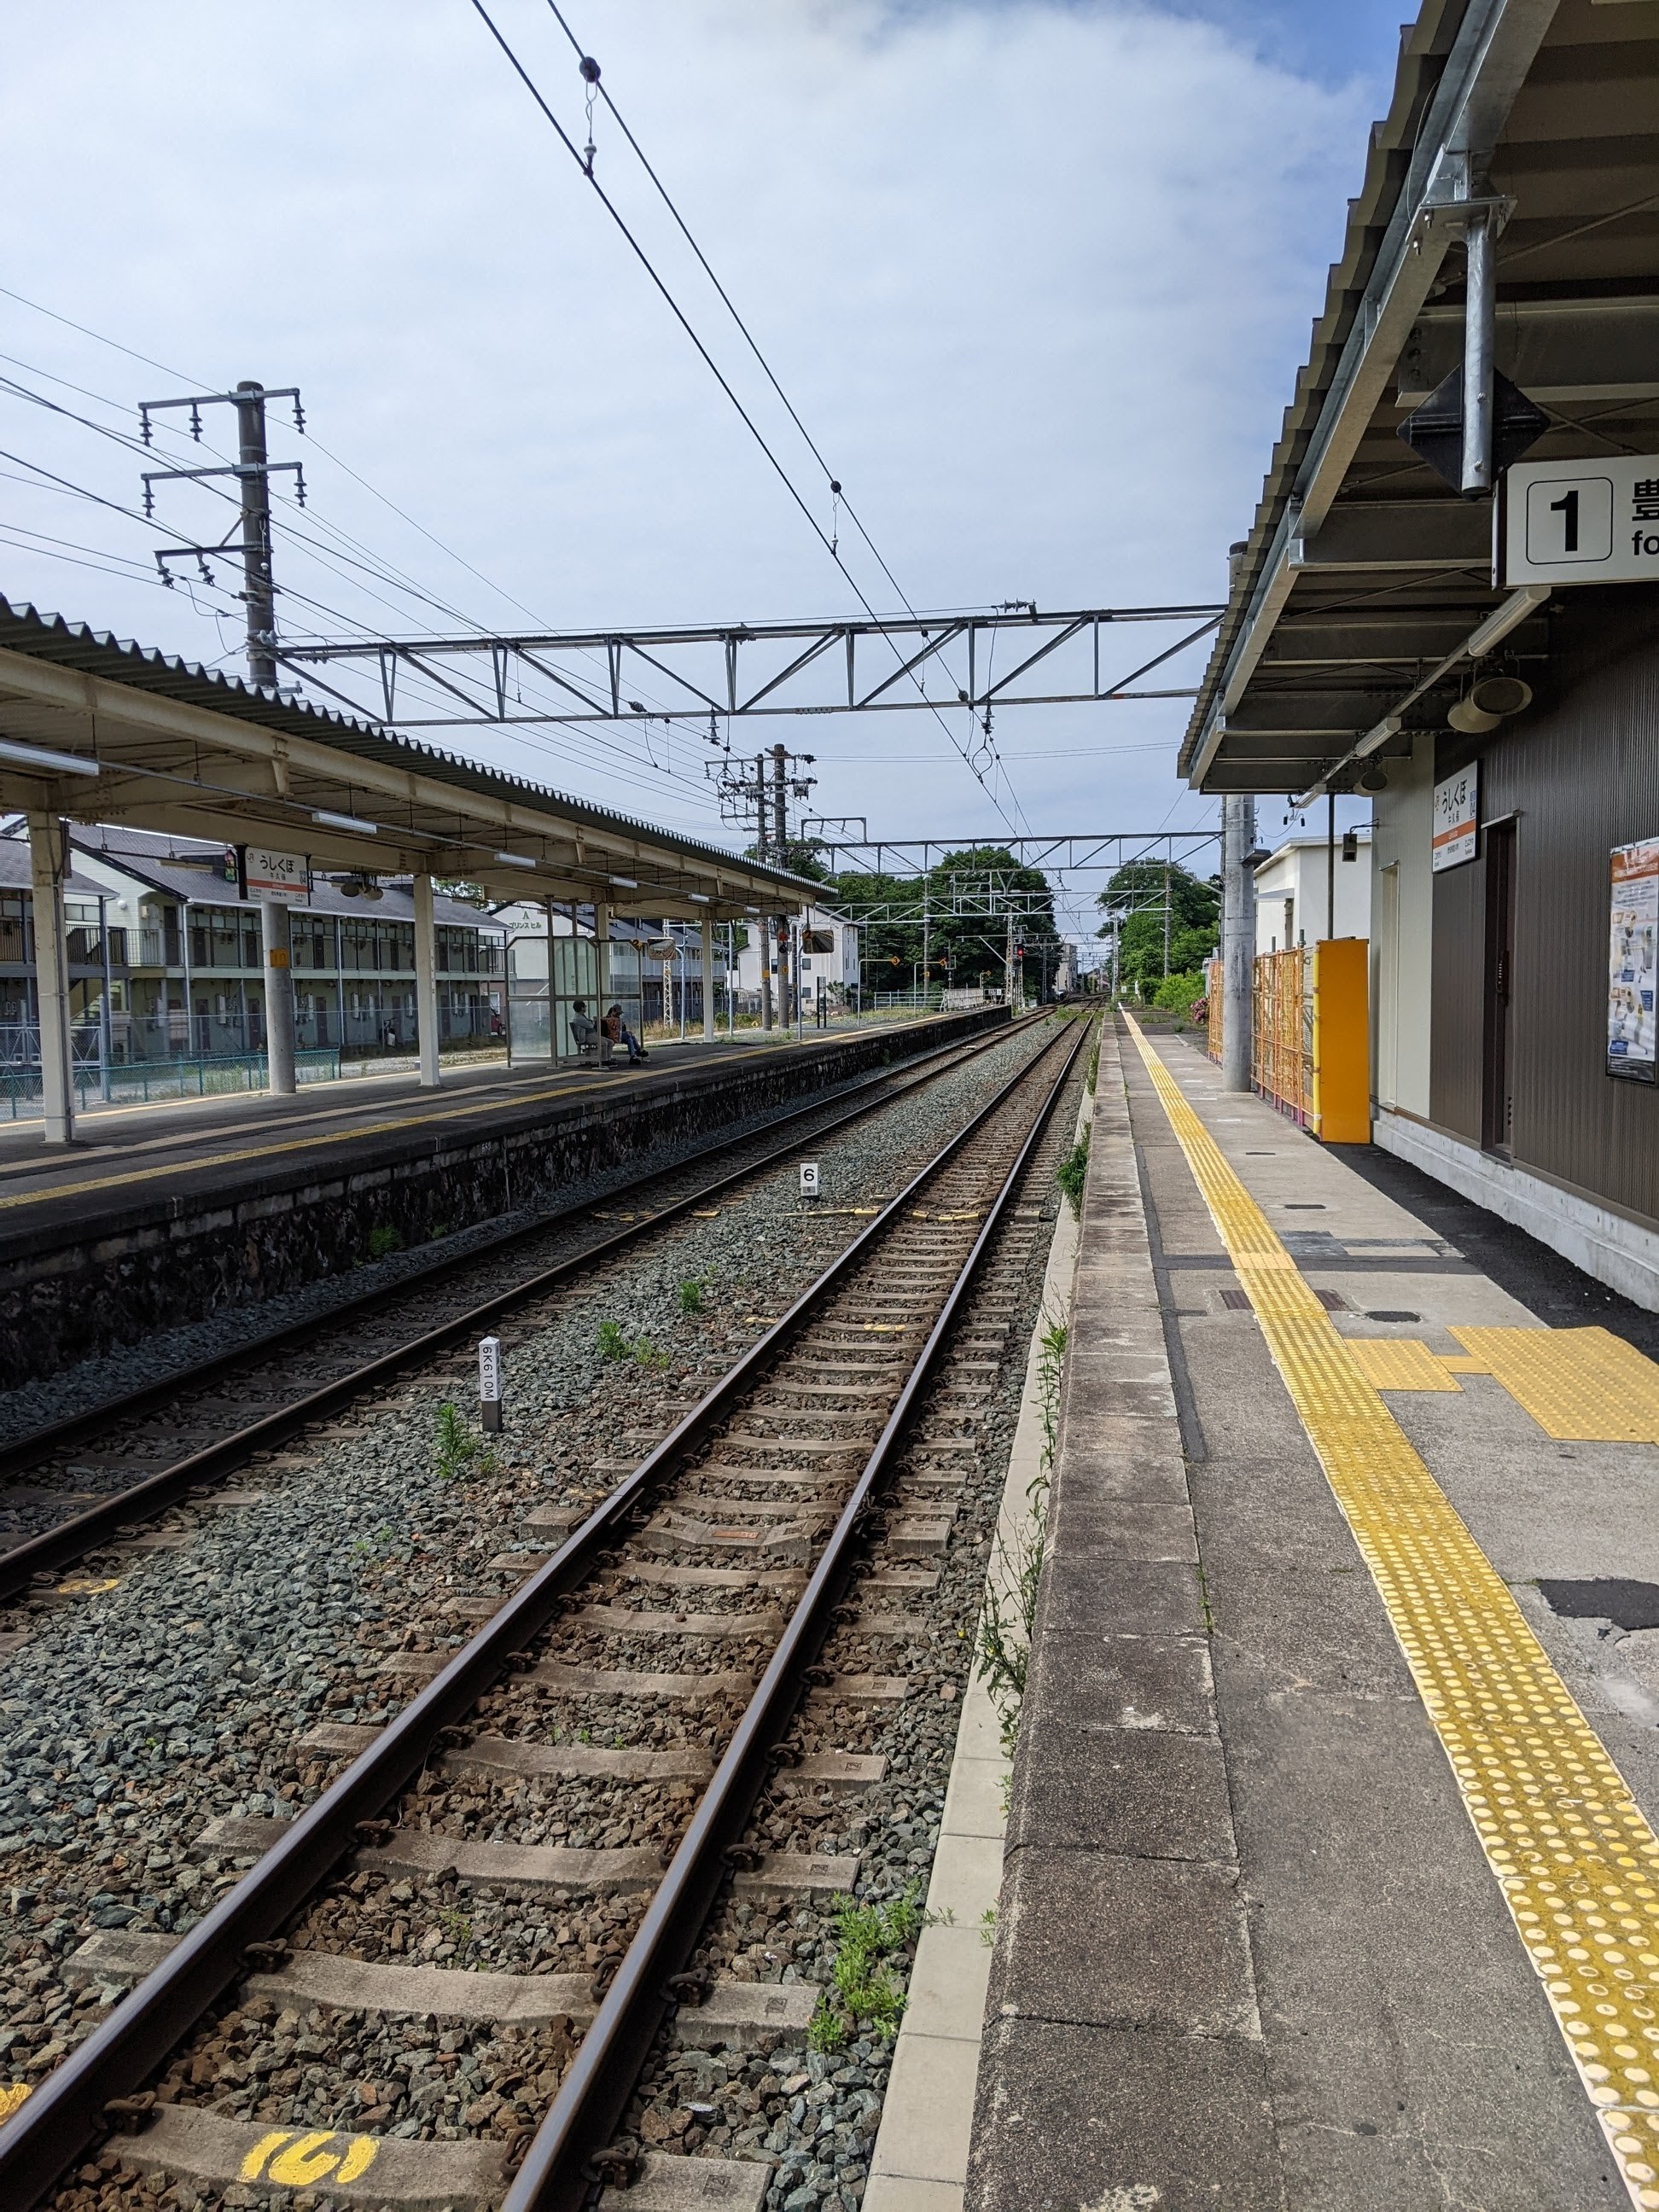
<box><xmin>478</xmin><ymin>1335</ymin><xmax>504</xmax><ymax>1434</ymax></box>
<box><xmin>799</xmin><ymin>1161</ymin><xmax>821</xmax><ymax>1202</ymax></box>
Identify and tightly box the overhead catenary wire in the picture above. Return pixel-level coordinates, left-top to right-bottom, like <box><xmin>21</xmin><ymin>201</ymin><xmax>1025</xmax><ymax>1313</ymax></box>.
<box><xmin>467</xmin><ymin>0</ymin><xmax>1024</xmax><ymax>837</ymax></box>
<box><xmin>0</xmin><ymin>340</ymin><xmax>726</xmax><ymax>811</ymax></box>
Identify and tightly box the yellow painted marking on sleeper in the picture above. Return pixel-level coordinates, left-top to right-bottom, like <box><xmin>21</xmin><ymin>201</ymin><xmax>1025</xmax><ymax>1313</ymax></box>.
<box><xmin>1124</xmin><ymin>1013</ymin><xmax>1659</xmax><ymax>2211</ymax></box>
<box><xmin>240</xmin><ymin>2128</ymin><xmax>379</xmax><ymax>2185</ymax></box>
<box><xmin>0</xmin><ymin>2082</ymin><xmax>31</xmax><ymax>2122</ymax></box>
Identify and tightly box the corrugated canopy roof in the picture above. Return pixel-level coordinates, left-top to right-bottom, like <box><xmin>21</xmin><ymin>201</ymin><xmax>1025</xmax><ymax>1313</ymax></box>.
<box><xmin>1182</xmin><ymin>0</ymin><xmax>1659</xmax><ymax>795</ymax></box>
<box><xmin>0</xmin><ymin>598</ymin><xmax>825</xmax><ymax>917</ymax></box>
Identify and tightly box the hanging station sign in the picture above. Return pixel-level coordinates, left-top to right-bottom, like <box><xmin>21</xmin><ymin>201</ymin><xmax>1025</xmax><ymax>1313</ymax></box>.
<box><xmin>1431</xmin><ymin>765</ymin><xmax>1479</xmax><ymax>873</ymax></box>
<box><xmin>238</xmin><ymin>847</ymin><xmax>311</xmax><ymax>902</ymax></box>
<box><xmin>1501</xmin><ymin>453</ymin><xmax>1659</xmax><ymax>587</ymax></box>
<box><xmin>1608</xmin><ymin>840</ymin><xmax>1658</xmax><ymax>1085</ymax></box>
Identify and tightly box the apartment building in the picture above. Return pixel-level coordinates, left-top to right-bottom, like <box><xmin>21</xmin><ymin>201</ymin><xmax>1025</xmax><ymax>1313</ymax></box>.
<box><xmin>2</xmin><ymin>825</ymin><xmax>506</xmax><ymax>1064</ymax></box>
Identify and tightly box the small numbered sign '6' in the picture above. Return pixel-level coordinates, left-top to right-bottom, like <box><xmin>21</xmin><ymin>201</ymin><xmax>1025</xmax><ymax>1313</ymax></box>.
<box><xmin>799</xmin><ymin>1161</ymin><xmax>821</xmax><ymax>1200</ymax></box>
<box><xmin>478</xmin><ymin>1335</ymin><xmax>504</xmax><ymax>1433</ymax></box>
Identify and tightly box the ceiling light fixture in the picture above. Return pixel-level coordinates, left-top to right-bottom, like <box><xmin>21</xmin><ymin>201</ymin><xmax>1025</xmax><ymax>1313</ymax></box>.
<box><xmin>0</xmin><ymin>738</ymin><xmax>102</xmax><ymax>778</ymax></box>
<box><xmin>312</xmin><ymin>810</ymin><xmax>377</xmax><ymax>835</ymax></box>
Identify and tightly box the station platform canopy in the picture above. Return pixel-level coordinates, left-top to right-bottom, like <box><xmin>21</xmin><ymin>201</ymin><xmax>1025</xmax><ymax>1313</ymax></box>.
<box><xmin>1181</xmin><ymin>0</ymin><xmax>1659</xmax><ymax>798</ymax></box>
<box><xmin>0</xmin><ymin>597</ymin><xmax>824</xmax><ymax>917</ymax></box>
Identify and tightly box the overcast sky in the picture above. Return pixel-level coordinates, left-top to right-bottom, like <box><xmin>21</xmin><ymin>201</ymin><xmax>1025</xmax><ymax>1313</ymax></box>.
<box><xmin>1</xmin><ymin>0</ymin><xmax>1400</xmax><ymax>940</ymax></box>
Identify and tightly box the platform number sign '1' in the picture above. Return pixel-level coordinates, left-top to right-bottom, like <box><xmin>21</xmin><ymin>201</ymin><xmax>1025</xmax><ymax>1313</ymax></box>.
<box><xmin>1502</xmin><ymin>452</ymin><xmax>1659</xmax><ymax>585</ymax></box>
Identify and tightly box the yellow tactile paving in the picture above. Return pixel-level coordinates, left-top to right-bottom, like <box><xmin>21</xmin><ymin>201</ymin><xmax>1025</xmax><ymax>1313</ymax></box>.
<box><xmin>1346</xmin><ymin>1337</ymin><xmax>1466</xmax><ymax>1393</ymax></box>
<box><xmin>1451</xmin><ymin>1327</ymin><xmax>1659</xmax><ymax>1447</ymax></box>
<box><xmin>1125</xmin><ymin>1016</ymin><xmax>1659</xmax><ymax>2210</ymax></box>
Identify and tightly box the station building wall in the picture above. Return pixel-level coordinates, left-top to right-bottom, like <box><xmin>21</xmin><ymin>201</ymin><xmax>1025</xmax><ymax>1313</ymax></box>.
<box><xmin>1371</xmin><ymin>590</ymin><xmax>1659</xmax><ymax>1307</ymax></box>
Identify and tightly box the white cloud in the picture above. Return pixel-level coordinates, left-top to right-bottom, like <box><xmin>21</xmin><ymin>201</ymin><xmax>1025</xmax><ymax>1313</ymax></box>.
<box><xmin>0</xmin><ymin>0</ymin><xmax>1379</xmax><ymax>932</ymax></box>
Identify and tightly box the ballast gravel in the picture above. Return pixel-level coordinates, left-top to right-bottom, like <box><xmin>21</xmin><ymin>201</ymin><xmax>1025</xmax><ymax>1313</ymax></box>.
<box><xmin>0</xmin><ymin>1022</ymin><xmax>1059</xmax><ymax>2128</ymax></box>
<box><xmin>0</xmin><ymin>1024</ymin><xmax>992</xmax><ymax>1445</ymax></box>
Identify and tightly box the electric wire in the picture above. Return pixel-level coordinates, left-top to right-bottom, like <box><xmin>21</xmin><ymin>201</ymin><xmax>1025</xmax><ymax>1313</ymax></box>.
<box><xmin>0</xmin><ymin>345</ymin><xmax>719</xmax><ymax>807</ymax></box>
<box><xmin>537</xmin><ymin>0</ymin><xmax>1031</xmax><ymax>833</ymax></box>
<box><xmin>0</xmin><ymin>286</ymin><xmax>731</xmax><ymax>757</ymax></box>
<box><xmin>467</xmin><ymin>0</ymin><xmax>1022</xmax><ymax>835</ymax></box>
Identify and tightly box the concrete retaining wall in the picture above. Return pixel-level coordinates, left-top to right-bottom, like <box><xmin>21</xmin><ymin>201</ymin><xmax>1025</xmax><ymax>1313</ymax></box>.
<box><xmin>0</xmin><ymin>1010</ymin><xmax>1007</xmax><ymax>1388</ymax></box>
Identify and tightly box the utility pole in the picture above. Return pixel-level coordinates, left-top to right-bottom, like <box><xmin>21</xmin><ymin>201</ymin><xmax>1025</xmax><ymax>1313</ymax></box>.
<box><xmin>140</xmin><ymin>379</ymin><xmax>307</xmax><ymax>1092</ymax></box>
<box><xmin>771</xmin><ymin>744</ymin><xmax>789</xmax><ymax>858</ymax></box>
<box><xmin>707</xmin><ymin>745</ymin><xmax>812</xmax><ymax>1033</ymax></box>
<box><xmin>1163</xmin><ymin>861</ymin><xmax>1172</xmax><ymax>979</ymax></box>
<box><xmin>235</xmin><ymin>383</ymin><xmax>277</xmax><ymax>684</ymax></box>
<box><xmin>755</xmin><ymin>754</ymin><xmax>773</xmax><ymax>1032</ymax></box>
<box><xmin>1221</xmin><ymin>794</ymin><xmax>1256</xmax><ymax>1091</ymax></box>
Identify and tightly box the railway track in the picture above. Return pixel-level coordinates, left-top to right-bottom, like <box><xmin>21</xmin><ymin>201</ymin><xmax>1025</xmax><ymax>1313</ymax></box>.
<box><xmin>0</xmin><ymin>1013</ymin><xmax>1088</xmax><ymax>2211</ymax></box>
<box><xmin>0</xmin><ymin>1014</ymin><xmax>1040</xmax><ymax>1606</ymax></box>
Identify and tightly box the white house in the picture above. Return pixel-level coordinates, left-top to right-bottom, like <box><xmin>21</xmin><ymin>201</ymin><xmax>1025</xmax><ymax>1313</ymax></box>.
<box><xmin>1253</xmin><ymin>830</ymin><xmax>1372</xmax><ymax>956</ymax></box>
<box><xmin>730</xmin><ymin>905</ymin><xmax>860</xmax><ymax>1005</ymax></box>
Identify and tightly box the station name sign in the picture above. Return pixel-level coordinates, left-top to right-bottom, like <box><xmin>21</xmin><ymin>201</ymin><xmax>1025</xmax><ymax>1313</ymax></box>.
<box><xmin>1431</xmin><ymin>766</ymin><xmax>1478</xmax><ymax>873</ymax></box>
<box><xmin>1501</xmin><ymin>453</ymin><xmax>1659</xmax><ymax>587</ymax></box>
<box><xmin>223</xmin><ymin>845</ymin><xmax>311</xmax><ymax>903</ymax></box>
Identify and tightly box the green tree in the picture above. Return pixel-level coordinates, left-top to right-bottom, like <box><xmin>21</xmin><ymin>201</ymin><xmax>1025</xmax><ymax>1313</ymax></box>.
<box><xmin>827</xmin><ymin>847</ymin><xmax>1062</xmax><ymax>997</ymax></box>
<box><xmin>1097</xmin><ymin>863</ymin><xmax>1219</xmax><ymax>992</ymax></box>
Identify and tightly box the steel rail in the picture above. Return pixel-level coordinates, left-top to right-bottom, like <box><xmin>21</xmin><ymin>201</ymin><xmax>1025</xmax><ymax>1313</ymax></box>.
<box><xmin>0</xmin><ymin>1015</ymin><xmax>1085</xmax><ymax>2207</ymax></box>
<box><xmin>0</xmin><ymin>1015</ymin><xmax>1019</xmax><ymax>1482</ymax></box>
<box><xmin>505</xmin><ymin>1016</ymin><xmax>1089</xmax><ymax>2210</ymax></box>
<box><xmin>0</xmin><ymin>1013</ymin><xmax>1033</xmax><ymax>1606</ymax></box>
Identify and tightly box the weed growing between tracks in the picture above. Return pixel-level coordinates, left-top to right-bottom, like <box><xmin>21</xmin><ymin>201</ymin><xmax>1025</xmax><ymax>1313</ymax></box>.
<box><xmin>434</xmin><ymin>1400</ymin><xmax>497</xmax><ymax>1483</ymax></box>
<box><xmin>597</xmin><ymin>1318</ymin><xmax>672</xmax><ymax>1368</ymax></box>
<box><xmin>975</xmin><ymin>1312</ymin><xmax>1068</xmax><ymax>1753</ymax></box>
<box><xmin>808</xmin><ymin>1892</ymin><xmax>923</xmax><ymax>2052</ymax></box>
<box><xmin>1054</xmin><ymin>1132</ymin><xmax>1090</xmax><ymax>1220</ymax></box>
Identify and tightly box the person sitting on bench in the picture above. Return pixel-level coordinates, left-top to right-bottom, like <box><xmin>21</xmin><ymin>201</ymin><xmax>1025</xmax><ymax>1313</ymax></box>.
<box><xmin>604</xmin><ymin>1003</ymin><xmax>649</xmax><ymax>1063</ymax></box>
<box><xmin>569</xmin><ymin>1000</ymin><xmax>608</xmax><ymax>1062</ymax></box>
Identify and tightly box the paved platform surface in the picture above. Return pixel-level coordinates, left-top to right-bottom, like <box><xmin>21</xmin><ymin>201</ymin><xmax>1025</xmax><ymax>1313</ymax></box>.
<box><xmin>0</xmin><ymin>1027</ymin><xmax>913</xmax><ymax>1230</ymax></box>
<box><xmin>968</xmin><ymin>1016</ymin><xmax>1659</xmax><ymax>2212</ymax></box>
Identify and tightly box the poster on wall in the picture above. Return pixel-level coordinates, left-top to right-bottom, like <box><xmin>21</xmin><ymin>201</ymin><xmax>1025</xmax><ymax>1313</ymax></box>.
<box><xmin>1608</xmin><ymin>840</ymin><xmax>1659</xmax><ymax>1084</ymax></box>
<box><xmin>1432</xmin><ymin>765</ymin><xmax>1479</xmax><ymax>871</ymax></box>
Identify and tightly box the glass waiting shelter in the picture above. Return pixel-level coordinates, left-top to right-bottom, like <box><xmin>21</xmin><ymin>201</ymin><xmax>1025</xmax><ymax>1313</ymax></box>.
<box><xmin>506</xmin><ymin>917</ymin><xmax>645</xmax><ymax>1066</ymax></box>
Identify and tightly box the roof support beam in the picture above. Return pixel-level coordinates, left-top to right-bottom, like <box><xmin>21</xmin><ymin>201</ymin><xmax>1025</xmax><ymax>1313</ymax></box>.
<box><xmin>1189</xmin><ymin>0</ymin><xmax>1563</xmax><ymax>784</ymax></box>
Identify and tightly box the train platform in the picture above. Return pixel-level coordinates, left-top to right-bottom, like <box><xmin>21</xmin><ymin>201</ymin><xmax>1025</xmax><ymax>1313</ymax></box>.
<box><xmin>0</xmin><ymin>1008</ymin><xmax>1004</xmax><ymax>1390</ymax></box>
<box><xmin>964</xmin><ymin>1014</ymin><xmax>1659</xmax><ymax>2212</ymax></box>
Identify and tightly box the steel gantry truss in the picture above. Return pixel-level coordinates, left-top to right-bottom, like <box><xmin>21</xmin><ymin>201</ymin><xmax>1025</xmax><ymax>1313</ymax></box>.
<box><xmin>801</xmin><ymin>830</ymin><xmax>1221</xmax><ymax>877</ymax></box>
<box><xmin>277</xmin><ymin>603</ymin><xmax>1222</xmax><ymax>731</ymax></box>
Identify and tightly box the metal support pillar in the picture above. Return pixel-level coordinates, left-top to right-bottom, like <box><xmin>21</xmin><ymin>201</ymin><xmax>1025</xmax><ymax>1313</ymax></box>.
<box><xmin>262</xmin><ymin>899</ymin><xmax>296</xmax><ymax>1095</ymax></box>
<box><xmin>27</xmin><ymin>813</ymin><xmax>73</xmax><ymax>1144</ymax></box>
<box><xmin>1221</xmin><ymin>794</ymin><xmax>1255</xmax><ymax>1092</ymax></box>
<box><xmin>701</xmin><ymin>917</ymin><xmax>716</xmax><ymax>1041</ymax></box>
<box><xmin>594</xmin><ymin>900</ymin><xmax>611</xmax><ymax>1022</ymax></box>
<box><xmin>1326</xmin><ymin>793</ymin><xmax>1336</xmax><ymax>942</ymax></box>
<box><xmin>414</xmin><ymin>870</ymin><xmax>440</xmax><ymax>1088</ymax></box>
<box><xmin>1461</xmin><ymin>207</ymin><xmax>1495</xmax><ymax>498</ymax></box>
